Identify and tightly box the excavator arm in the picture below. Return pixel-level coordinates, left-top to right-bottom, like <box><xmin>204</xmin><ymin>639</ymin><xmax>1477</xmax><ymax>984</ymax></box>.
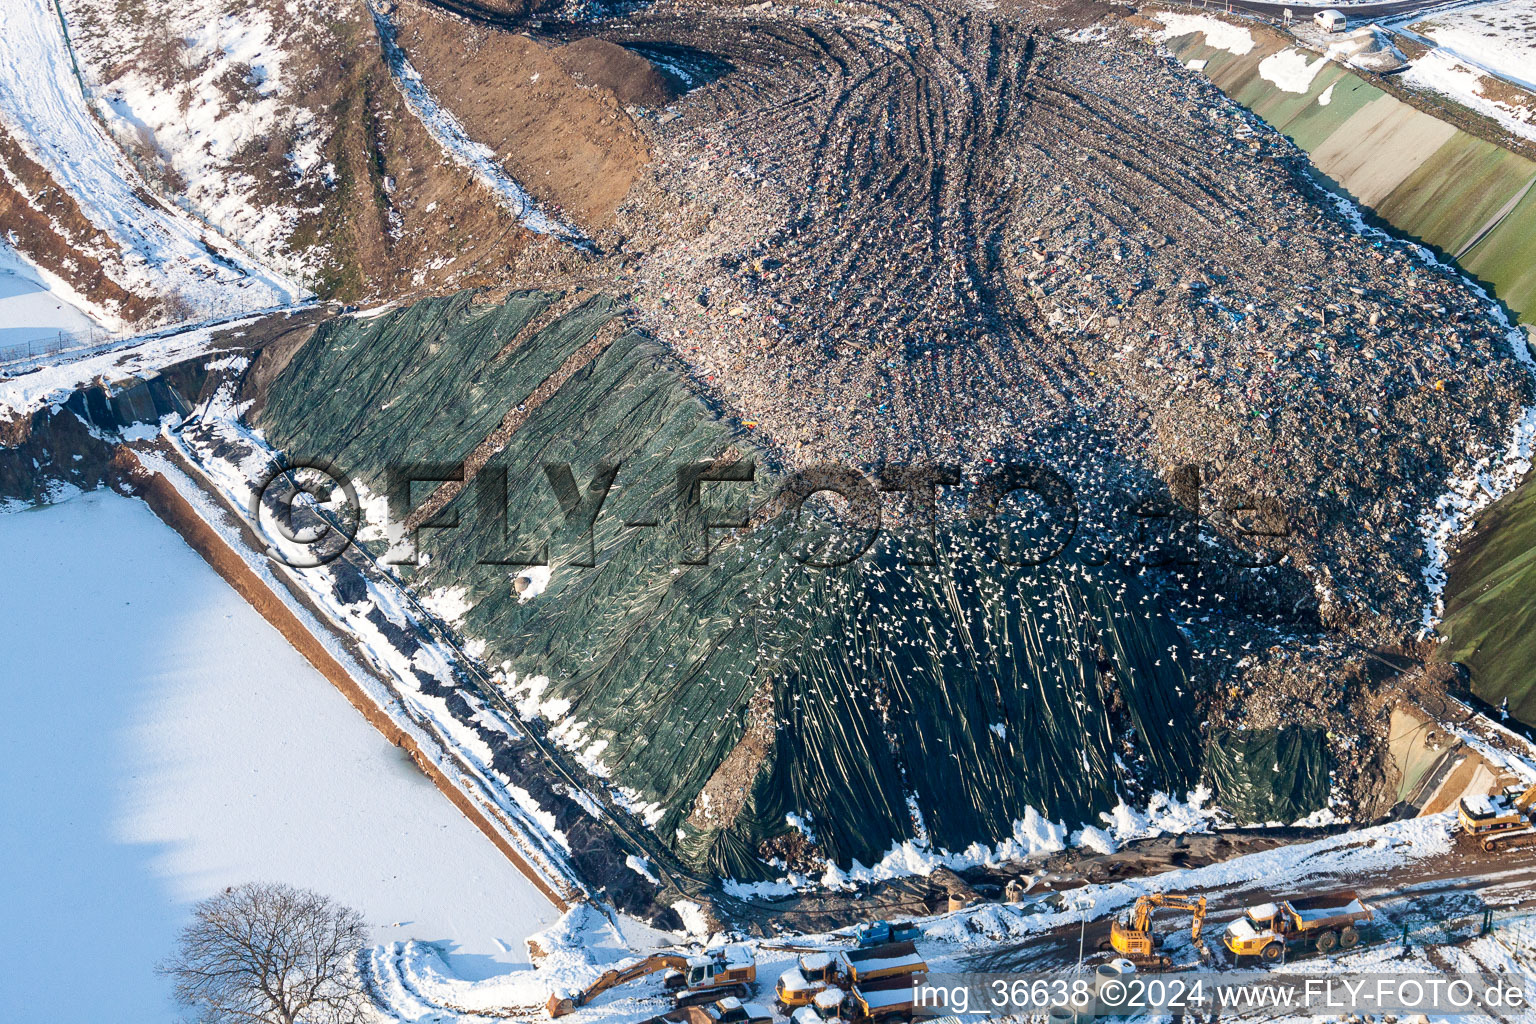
<box><xmin>1132</xmin><ymin>894</ymin><xmax>1208</xmax><ymax>943</ymax></box>
<box><xmin>548</xmin><ymin>954</ymin><xmax>689</xmax><ymax>1017</ymax></box>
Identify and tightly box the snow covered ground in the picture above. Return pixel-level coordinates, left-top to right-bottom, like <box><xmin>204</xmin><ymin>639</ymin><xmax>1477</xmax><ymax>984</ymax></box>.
<box><xmin>0</xmin><ymin>0</ymin><xmax>303</xmax><ymax>325</ymax></box>
<box><xmin>1409</xmin><ymin>0</ymin><xmax>1536</xmax><ymax>90</ymax></box>
<box><xmin>0</xmin><ymin>308</ymin><xmax>281</xmax><ymax>423</ymax></box>
<box><xmin>0</xmin><ymin>237</ymin><xmax>99</xmax><ymax>344</ymax></box>
<box><xmin>1154</xmin><ymin>12</ymin><xmax>1257</xmax><ymax>55</ymax></box>
<box><xmin>59</xmin><ymin>0</ymin><xmax>335</xmax><ymax>285</ymax></box>
<box><xmin>1403</xmin><ymin>47</ymin><xmax>1536</xmax><ymax>142</ymax></box>
<box><xmin>364</xmin><ymin>812</ymin><xmax>1517</xmax><ymax>1024</ymax></box>
<box><xmin>1385</xmin><ymin>0</ymin><xmax>1536</xmax><ymax>142</ymax></box>
<box><xmin>0</xmin><ymin>491</ymin><xmax>557</xmax><ymax>1023</ymax></box>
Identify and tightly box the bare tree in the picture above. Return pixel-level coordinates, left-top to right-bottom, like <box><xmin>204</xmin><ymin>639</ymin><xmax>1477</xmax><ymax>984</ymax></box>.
<box><xmin>159</xmin><ymin>882</ymin><xmax>370</xmax><ymax>1024</ymax></box>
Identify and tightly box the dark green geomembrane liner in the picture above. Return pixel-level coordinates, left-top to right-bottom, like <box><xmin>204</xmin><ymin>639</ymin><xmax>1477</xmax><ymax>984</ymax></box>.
<box><xmin>1205</xmin><ymin>726</ymin><xmax>1331</xmax><ymax>825</ymax></box>
<box><xmin>254</xmin><ymin>291</ymin><xmax>1313</xmax><ymax>878</ymax></box>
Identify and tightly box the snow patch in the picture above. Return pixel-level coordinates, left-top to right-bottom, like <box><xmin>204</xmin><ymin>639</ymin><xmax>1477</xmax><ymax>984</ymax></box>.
<box><xmin>516</xmin><ymin>563</ymin><xmax>553</xmax><ymax>602</ymax></box>
<box><xmin>1259</xmin><ymin>48</ymin><xmax>1331</xmax><ymax>93</ymax></box>
<box><xmin>1153</xmin><ymin>12</ymin><xmax>1257</xmax><ymax>56</ymax></box>
<box><xmin>626</xmin><ymin>854</ymin><xmax>661</xmax><ymax>885</ymax></box>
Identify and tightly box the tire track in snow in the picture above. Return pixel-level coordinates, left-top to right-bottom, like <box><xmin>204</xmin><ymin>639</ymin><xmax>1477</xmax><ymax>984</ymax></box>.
<box><xmin>0</xmin><ymin>0</ymin><xmax>304</xmax><ymax>325</ymax></box>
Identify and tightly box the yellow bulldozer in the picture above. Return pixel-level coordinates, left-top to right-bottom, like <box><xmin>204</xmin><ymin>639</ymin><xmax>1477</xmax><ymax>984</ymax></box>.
<box><xmin>546</xmin><ymin>945</ymin><xmax>757</xmax><ymax>1017</ymax></box>
<box><xmin>1105</xmin><ymin>893</ymin><xmax>1207</xmax><ymax>969</ymax></box>
<box><xmin>1459</xmin><ymin>781</ymin><xmax>1536</xmax><ymax>852</ymax></box>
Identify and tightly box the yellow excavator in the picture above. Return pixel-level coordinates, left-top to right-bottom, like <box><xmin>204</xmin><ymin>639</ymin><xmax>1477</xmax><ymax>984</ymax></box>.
<box><xmin>1458</xmin><ymin>781</ymin><xmax>1536</xmax><ymax>851</ymax></box>
<box><xmin>1106</xmin><ymin>893</ymin><xmax>1207</xmax><ymax>969</ymax></box>
<box><xmin>546</xmin><ymin>945</ymin><xmax>757</xmax><ymax>1017</ymax></box>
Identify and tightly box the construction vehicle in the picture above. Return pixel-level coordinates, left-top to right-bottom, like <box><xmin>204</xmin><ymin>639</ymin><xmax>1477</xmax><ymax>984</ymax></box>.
<box><xmin>1105</xmin><ymin>893</ymin><xmax>1207</xmax><ymax>969</ymax></box>
<box><xmin>848</xmin><ymin>975</ymin><xmax>927</xmax><ymax>1022</ymax></box>
<box><xmin>677</xmin><ymin>996</ymin><xmax>773</xmax><ymax>1024</ymax></box>
<box><xmin>842</xmin><ymin>941</ymin><xmax>926</xmax><ymax>987</ymax></box>
<box><xmin>547</xmin><ymin>945</ymin><xmax>756</xmax><ymax>1017</ymax></box>
<box><xmin>853</xmin><ymin>920</ymin><xmax>923</xmax><ymax>948</ymax></box>
<box><xmin>1223</xmin><ymin>893</ymin><xmax>1374</xmax><ymax>962</ymax></box>
<box><xmin>1458</xmin><ymin>782</ymin><xmax>1536</xmax><ymax>851</ymax></box>
<box><xmin>775</xmin><ymin>953</ymin><xmax>839</xmax><ymax>1012</ymax></box>
<box><xmin>775</xmin><ymin>942</ymin><xmax>927</xmax><ymax>1011</ymax></box>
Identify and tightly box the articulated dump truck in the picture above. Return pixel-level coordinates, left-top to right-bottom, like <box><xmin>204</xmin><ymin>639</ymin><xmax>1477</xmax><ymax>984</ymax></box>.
<box><xmin>1223</xmin><ymin>893</ymin><xmax>1374</xmax><ymax>962</ymax></box>
<box><xmin>775</xmin><ymin>941</ymin><xmax>929</xmax><ymax>1021</ymax></box>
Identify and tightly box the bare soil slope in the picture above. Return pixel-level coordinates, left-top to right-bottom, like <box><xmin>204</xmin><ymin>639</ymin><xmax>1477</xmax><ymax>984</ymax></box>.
<box><xmin>60</xmin><ymin>0</ymin><xmax>577</xmax><ymax>301</ymax></box>
<box><xmin>391</xmin><ymin>0</ymin><xmax>653</xmax><ymax>231</ymax></box>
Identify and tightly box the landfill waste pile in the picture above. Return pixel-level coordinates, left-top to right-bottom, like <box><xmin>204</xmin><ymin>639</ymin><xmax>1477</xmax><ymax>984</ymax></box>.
<box><xmin>539</xmin><ymin>1</ymin><xmax>1531</xmax><ymax>649</ymax></box>
<box><xmin>239</xmin><ymin>0</ymin><xmax>1536</xmax><ymax>874</ymax></box>
<box><xmin>253</xmin><ymin>291</ymin><xmax>1206</xmax><ymax>881</ymax></box>
<box><xmin>8</xmin><ymin>0</ymin><xmax>1535</xmax><ymax>913</ymax></box>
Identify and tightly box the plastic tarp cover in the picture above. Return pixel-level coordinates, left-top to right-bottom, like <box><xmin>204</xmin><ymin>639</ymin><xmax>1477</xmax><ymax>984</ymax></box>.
<box><xmin>255</xmin><ymin>291</ymin><xmax>1206</xmax><ymax>880</ymax></box>
<box><xmin>1205</xmin><ymin>725</ymin><xmax>1331</xmax><ymax>823</ymax></box>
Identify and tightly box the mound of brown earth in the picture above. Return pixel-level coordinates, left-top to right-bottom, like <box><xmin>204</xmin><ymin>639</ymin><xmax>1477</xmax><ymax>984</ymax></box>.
<box><xmin>61</xmin><ymin>0</ymin><xmax>581</xmax><ymax>303</ymax></box>
<box><xmin>554</xmin><ymin>37</ymin><xmax>676</xmax><ymax>108</ymax></box>
<box><xmin>392</xmin><ymin>0</ymin><xmax>652</xmax><ymax>231</ymax></box>
<box><xmin>0</xmin><ymin>127</ymin><xmax>158</xmax><ymax>326</ymax></box>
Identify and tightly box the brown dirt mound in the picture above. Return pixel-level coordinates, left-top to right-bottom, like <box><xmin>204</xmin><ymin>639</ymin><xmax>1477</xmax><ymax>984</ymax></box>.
<box><xmin>393</xmin><ymin>0</ymin><xmax>651</xmax><ymax>230</ymax></box>
<box><xmin>554</xmin><ymin>37</ymin><xmax>677</xmax><ymax>107</ymax></box>
<box><xmin>0</xmin><ymin>126</ymin><xmax>157</xmax><ymax>325</ymax></box>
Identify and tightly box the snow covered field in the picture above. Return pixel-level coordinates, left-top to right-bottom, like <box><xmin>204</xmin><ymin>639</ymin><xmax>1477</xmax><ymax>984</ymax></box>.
<box><xmin>1403</xmin><ymin>47</ymin><xmax>1536</xmax><ymax>143</ymax></box>
<box><xmin>1393</xmin><ymin>0</ymin><xmax>1536</xmax><ymax>142</ymax></box>
<box><xmin>0</xmin><ymin>238</ymin><xmax>99</xmax><ymax>344</ymax></box>
<box><xmin>1410</xmin><ymin>0</ymin><xmax>1536</xmax><ymax>90</ymax></box>
<box><xmin>0</xmin><ymin>491</ymin><xmax>556</xmax><ymax>1023</ymax></box>
<box><xmin>0</xmin><ymin>0</ymin><xmax>302</xmax><ymax>325</ymax></box>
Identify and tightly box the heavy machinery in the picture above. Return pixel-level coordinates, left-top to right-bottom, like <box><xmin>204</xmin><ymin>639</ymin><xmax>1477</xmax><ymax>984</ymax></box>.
<box><xmin>675</xmin><ymin>996</ymin><xmax>774</xmax><ymax>1024</ymax></box>
<box><xmin>1105</xmin><ymin>893</ymin><xmax>1207</xmax><ymax>969</ymax></box>
<box><xmin>1223</xmin><ymin>893</ymin><xmax>1374</xmax><ymax>962</ymax></box>
<box><xmin>775</xmin><ymin>942</ymin><xmax>927</xmax><ymax>1011</ymax></box>
<box><xmin>547</xmin><ymin>945</ymin><xmax>756</xmax><ymax>1017</ymax></box>
<box><xmin>853</xmin><ymin>920</ymin><xmax>923</xmax><ymax>948</ymax></box>
<box><xmin>847</xmin><ymin>975</ymin><xmax>927</xmax><ymax>1022</ymax></box>
<box><xmin>775</xmin><ymin>953</ymin><xmax>839</xmax><ymax>1012</ymax></box>
<box><xmin>1458</xmin><ymin>782</ymin><xmax>1536</xmax><ymax>851</ymax></box>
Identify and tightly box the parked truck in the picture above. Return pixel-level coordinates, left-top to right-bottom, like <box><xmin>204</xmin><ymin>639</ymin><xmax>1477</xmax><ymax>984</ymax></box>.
<box><xmin>775</xmin><ymin>942</ymin><xmax>926</xmax><ymax>1011</ymax></box>
<box><xmin>1223</xmin><ymin>893</ymin><xmax>1374</xmax><ymax>962</ymax></box>
<box><xmin>853</xmin><ymin>920</ymin><xmax>923</xmax><ymax>948</ymax></box>
<box><xmin>848</xmin><ymin>976</ymin><xmax>927</xmax><ymax>1022</ymax></box>
<box><xmin>842</xmin><ymin>941</ymin><xmax>926</xmax><ymax>987</ymax></box>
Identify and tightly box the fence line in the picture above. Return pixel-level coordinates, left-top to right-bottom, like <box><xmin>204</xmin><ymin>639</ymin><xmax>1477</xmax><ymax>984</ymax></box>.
<box><xmin>0</xmin><ymin>326</ymin><xmax>119</xmax><ymax>369</ymax></box>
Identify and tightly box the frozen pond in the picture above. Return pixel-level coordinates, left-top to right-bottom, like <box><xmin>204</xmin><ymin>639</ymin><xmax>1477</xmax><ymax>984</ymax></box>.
<box><xmin>0</xmin><ymin>490</ymin><xmax>556</xmax><ymax>1022</ymax></box>
<box><xmin>0</xmin><ymin>239</ymin><xmax>97</xmax><ymax>345</ymax></box>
